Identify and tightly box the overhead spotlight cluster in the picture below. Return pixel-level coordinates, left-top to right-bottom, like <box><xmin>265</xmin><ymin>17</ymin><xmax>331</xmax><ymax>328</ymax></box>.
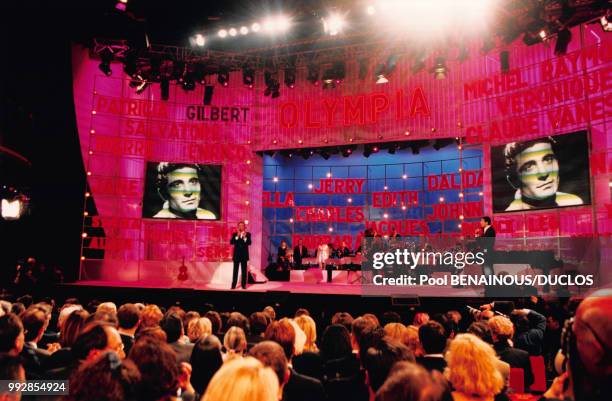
<box><xmin>262</xmin><ymin>139</ymin><xmax>463</xmax><ymax>160</ymax></box>
<box><xmin>323</xmin><ymin>12</ymin><xmax>347</xmax><ymax>36</ymax></box>
<box><xmin>190</xmin><ymin>14</ymin><xmax>292</xmax><ymax>47</ymax></box>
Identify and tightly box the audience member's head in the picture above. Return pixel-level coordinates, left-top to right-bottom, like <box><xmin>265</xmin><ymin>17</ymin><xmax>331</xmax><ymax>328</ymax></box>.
<box><xmin>362</xmin><ymin>337</ymin><xmax>415</xmax><ymax>392</ymax></box>
<box><xmin>10</xmin><ymin>303</ymin><xmax>26</xmax><ymax>317</ymax></box>
<box><xmin>226</xmin><ymin>312</ymin><xmax>250</xmax><ymax>334</ymax></box>
<box><xmin>58</xmin><ymin>304</ymin><xmax>83</xmax><ymax>330</ymax></box>
<box><xmin>381</xmin><ymin>311</ymin><xmax>402</xmax><ymax>326</ymax></box>
<box><xmin>0</xmin><ymin>313</ymin><xmax>24</xmax><ymax>355</ymax></box>
<box><xmin>487</xmin><ymin>315</ymin><xmax>514</xmax><ymax>344</ymax></box>
<box><xmin>294</xmin><ymin>315</ymin><xmax>318</xmax><ymax>352</ymax></box>
<box><xmin>418</xmin><ymin>321</ymin><xmax>447</xmax><ymax>355</ymax></box>
<box><xmin>90</xmin><ymin>311</ymin><xmax>118</xmax><ymax>327</ymax></box>
<box><xmin>249</xmin><ymin>312</ymin><xmax>269</xmax><ymax>337</ymax></box>
<box><xmin>72</xmin><ymin>322</ymin><xmax>125</xmax><ymax>362</ymax></box>
<box><xmin>263</xmin><ymin>306</ymin><xmax>276</xmax><ymax>322</ymax></box>
<box><xmin>129</xmin><ymin>338</ymin><xmax>179</xmax><ymax>401</ymax></box>
<box><xmin>160</xmin><ymin>312</ymin><xmax>184</xmax><ymax>343</ymax></box>
<box><xmin>432</xmin><ymin>313</ymin><xmax>458</xmax><ymax>339</ymax></box>
<box><xmin>403</xmin><ymin>325</ymin><xmax>423</xmax><ymax>357</ymax></box>
<box><xmin>69</xmin><ymin>352</ymin><xmax>141</xmax><ymax>401</ymax></box>
<box><xmin>249</xmin><ymin>341</ymin><xmax>289</xmax><ymax>390</ymax></box>
<box><xmin>60</xmin><ymin>309</ymin><xmax>90</xmax><ymax>348</ymax></box>
<box><xmin>569</xmin><ymin>290</ymin><xmax>612</xmax><ymax>401</ymax></box>
<box><xmin>19</xmin><ymin>307</ymin><xmax>48</xmax><ymax>344</ymax></box>
<box><xmin>96</xmin><ymin>302</ymin><xmax>117</xmax><ymax>316</ymax></box>
<box><xmin>375</xmin><ymin>361</ymin><xmax>450</xmax><ymax>401</ymax></box>
<box><xmin>183</xmin><ymin>311</ymin><xmax>200</xmax><ymax>334</ymax></box>
<box><xmin>204</xmin><ymin>311</ymin><xmax>222</xmax><ymax>335</ymax></box>
<box><xmin>0</xmin><ymin>354</ymin><xmax>25</xmax><ymax>399</ymax></box>
<box><xmin>201</xmin><ymin>357</ymin><xmax>279</xmax><ymax>401</ymax></box>
<box><xmin>351</xmin><ymin>316</ymin><xmax>379</xmax><ymax>351</ymax></box>
<box><xmin>140</xmin><ymin>304</ymin><xmax>163</xmax><ymax>328</ymax></box>
<box><xmin>264</xmin><ymin>318</ymin><xmax>295</xmax><ymax>361</ymax></box>
<box><xmin>190</xmin><ymin>335</ymin><xmax>223</xmax><ymax>395</ymax></box>
<box><xmin>363</xmin><ymin>313</ymin><xmax>381</xmax><ymax>327</ymax></box>
<box><xmin>413</xmin><ymin>312</ymin><xmax>430</xmax><ymax>327</ymax></box>
<box><xmin>331</xmin><ymin>312</ymin><xmax>354</xmax><ymax>332</ymax></box>
<box><xmin>384</xmin><ymin>323</ymin><xmax>409</xmax><ymax>344</ymax></box>
<box><xmin>467</xmin><ymin>321</ymin><xmax>494</xmax><ymax>345</ymax></box>
<box><xmin>134</xmin><ymin>326</ymin><xmax>167</xmax><ymax>343</ymax></box>
<box><xmin>224</xmin><ymin>326</ymin><xmax>247</xmax><ymax>358</ymax></box>
<box><xmin>187</xmin><ymin>317</ymin><xmax>212</xmax><ymax>343</ymax></box>
<box><xmin>117</xmin><ymin>303</ymin><xmax>141</xmax><ymax>332</ymax></box>
<box><xmin>294</xmin><ymin>308</ymin><xmax>310</xmax><ymax>317</ymax></box>
<box><xmin>445</xmin><ymin>333</ymin><xmax>504</xmax><ymax>399</ymax></box>
<box><xmin>320</xmin><ymin>324</ymin><xmax>352</xmax><ymax>361</ymax></box>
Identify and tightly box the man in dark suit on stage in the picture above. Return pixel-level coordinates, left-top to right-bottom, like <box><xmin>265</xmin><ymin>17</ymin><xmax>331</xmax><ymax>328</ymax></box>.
<box><xmin>230</xmin><ymin>221</ymin><xmax>251</xmax><ymax>289</ymax></box>
<box><xmin>293</xmin><ymin>239</ymin><xmax>309</xmax><ymax>267</ymax></box>
<box><xmin>478</xmin><ymin>216</ymin><xmax>496</xmax><ymax>276</ymax></box>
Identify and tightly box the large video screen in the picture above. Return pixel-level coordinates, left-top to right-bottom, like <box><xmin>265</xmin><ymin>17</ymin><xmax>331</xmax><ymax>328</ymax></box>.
<box><xmin>491</xmin><ymin>130</ymin><xmax>591</xmax><ymax>213</ymax></box>
<box><xmin>142</xmin><ymin>162</ymin><xmax>221</xmax><ymax>220</ymax></box>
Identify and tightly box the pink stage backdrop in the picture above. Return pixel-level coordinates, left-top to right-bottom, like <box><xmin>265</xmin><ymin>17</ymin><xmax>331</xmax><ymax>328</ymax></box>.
<box><xmin>72</xmin><ymin>24</ymin><xmax>612</xmax><ymax>286</ymax></box>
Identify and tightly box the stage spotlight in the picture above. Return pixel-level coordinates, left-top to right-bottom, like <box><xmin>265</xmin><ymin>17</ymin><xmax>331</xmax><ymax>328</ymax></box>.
<box><xmin>284</xmin><ymin>67</ymin><xmax>296</xmax><ymax>88</ymax></box>
<box><xmin>229</xmin><ymin>28</ymin><xmax>237</xmax><ymax>36</ymax></box>
<box><xmin>98</xmin><ymin>49</ymin><xmax>113</xmax><ymax>76</ymax></box>
<box><xmin>218</xmin><ymin>29</ymin><xmax>228</xmax><ymax>38</ymax></box>
<box><xmin>432</xmin><ymin>57</ymin><xmax>448</xmax><ymax>79</ymax></box>
<box><xmin>366</xmin><ymin>5</ymin><xmax>375</xmax><ymax>16</ymax></box>
<box><xmin>342</xmin><ymin>147</ymin><xmax>353</xmax><ymax>157</ymax></box>
<box><xmin>242</xmin><ymin>66</ymin><xmax>255</xmax><ymax>88</ymax></box>
<box><xmin>388</xmin><ymin>144</ymin><xmax>399</xmax><ymax>154</ymax></box>
<box><xmin>218</xmin><ymin>66</ymin><xmax>230</xmax><ymax>87</ymax></box>
<box><xmin>301</xmin><ymin>149</ymin><xmax>311</xmax><ymax>160</ymax></box>
<box><xmin>433</xmin><ymin>138</ymin><xmax>454</xmax><ymax>150</ymax></box>
<box><xmin>410</xmin><ymin>144</ymin><xmax>420</xmax><ymax>155</ymax></box>
<box><xmin>263</xmin><ymin>15</ymin><xmax>291</xmax><ymax>33</ymax></box>
<box><xmin>307</xmin><ymin>64</ymin><xmax>320</xmax><ymax>86</ymax></box>
<box><xmin>264</xmin><ymin>70</ymin><xmax>280</xmax><ymax>98</ymax></box>
<box><xmin>240</xmin><ymin>26</ymin><xmax>249</xmax><ymax>35</ymax></box>
<box><xmin>160</xmin><ymin>78</ymin><xmax>169</xmax><ymax>100</ymax></box>
<box><xmin>554</xmin><ymin>28</ymin><xmax>572</xmax><ymax>55</ymax></box>
<box><xmin>264</xmin><ymin>150</ymin><xmax>275</xmax><ymax>157</ymax></box>
<box><xmin>194</xmin><ymin>34</ymin><xmax>206</xmax><ymax>47</ymax></box>
<box><xmin>320</xmin><ymin>151</ymin><xmax>330</xmax><ymax>160</ymax></box>
<box><xmin>252</xmin><ymin>22</ymin><xmax>261</xmax><ymax>32</ymax></box>
<box><xmin>601</xmin><ymin>15</ymin><xmax>612</xmax><ymax>32</ymax></box>
<box><xmin>323</xmin><ymin>12</ymin><xmax>346</xmax><ymax>36</ymax></box>
<box><xmin>203</xmin><ymin>85</ymin><xmax>214</xmax><ymax>105</ymax></box>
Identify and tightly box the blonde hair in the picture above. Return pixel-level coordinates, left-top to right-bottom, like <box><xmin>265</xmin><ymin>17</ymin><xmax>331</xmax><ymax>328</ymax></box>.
<box><xmin>295</xmin><ymin>315</ymin><xmax>318</xmax><ymax>353</ymax></box>
<box><xmin>487</xmin><ymin>316</ymin><xmax>514</xmax><ymax>341</ymax></box>
<box><xmin>187</xmin><ymin>317</ymin><xmax>212</xmax><ymax>343</ymax></box>
<box><xmin>140</xmin><ymin>305</ymin><xmax>163</xmax><ymax>328</ymax></box>
<box><xmin>383</xmin><ymin>322</ymin><xmax>408</xmax><ymax>342</ymax></box>
<box><xmin>224</xmin><ymin>326</ymin><xmax>247</xmax><ymax>357</ymax></box>
<box><xmin>445</xmin><ymin>334</ymin><xmax>504</xmax><ymax>397</ymax></box>
<box><xmin>96</xmin><ymin>302</ymin><xmax>117</xmax><ymax>316</ymax></box>
<box><xmin>202</xmin><ymin>357</ymin><xmax>279</xmax><ymax>401</ymax></box>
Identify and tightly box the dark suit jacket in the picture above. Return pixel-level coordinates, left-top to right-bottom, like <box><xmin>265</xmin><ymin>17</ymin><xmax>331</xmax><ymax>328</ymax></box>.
<box><xmin>120</xmin><ymin>333</ymin><xmax>135</xmax><ymax>356</ymax></box>
<box><xmin>21</xmin><ymin>343</ymin><xmax>51</xmax><ymax>379</ymax></box>
<box><xmin>170</xmin><ymin>341</ymin><xmax>195</xmax><ymax>364</ymax></box>
<box><xmin>230</xmin><ymin>232</ymin><xmax>251</xmax><ymax>261</ymax></box>
<box><xmin>494</xmin><ymin>342</ymin><xmax>534</xmax><ymax>389</ymax></box>
<box><xmin>416</xmin><ymin>355</ymin><xmax>447</xmax><ymax>373</ymax></box>
<box><xmin>293</xmin><ymin>245</ymin><xmax>309</xmax><ymax>266</ymax></box>
<box><xmin>283</xmin><ymin>367</ymin><xmax>326</xmax><ymax>401</ymax></box>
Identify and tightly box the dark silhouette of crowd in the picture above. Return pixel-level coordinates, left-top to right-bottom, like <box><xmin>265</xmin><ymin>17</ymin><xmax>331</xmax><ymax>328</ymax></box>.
<box><xmin>0</xmin><ymin>289</ymin><xmax>610</xmax><ymax>401</ymax></box>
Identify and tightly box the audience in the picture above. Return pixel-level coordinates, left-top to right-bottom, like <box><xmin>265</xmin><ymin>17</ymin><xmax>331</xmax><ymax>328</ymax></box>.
<box><xmin>117</xmin><ymin>303</ymin><xmax>140</xmax><ymax>355</ymax></box>
<box><xmin>0</xmin><ymin>289</ymin><xmax>608</xmax><ymax>401</ymax></box>
<box><xmin>445</xmin><ymin>334</ymin><xmax>504</xmax><ymax>401</ymax></box>
<box><xmin>190</xmin><ymin>335</ymin><xmax>224</xmax><ymax>395</ymax></box>
<box><xmin>417</xmin><ymin>321</ymin><xmax>448</xmax><ymax>373</ymax></box>
<box><xmin>202</xmin><ymin>357</ymin><xmax>279</xmax><ymax>401</ymax></box>
<box><xmin>488</xmin><ymin>315</ymin><xmax>534</xmax><ymax>389</ymax></box>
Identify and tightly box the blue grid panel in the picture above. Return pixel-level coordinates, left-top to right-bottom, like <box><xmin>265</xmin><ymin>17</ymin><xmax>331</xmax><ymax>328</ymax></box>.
<box><xmin>275</xmin><ymin>222</ymin><xmax>292</xmax><ymax>234</ymax></box>
<box><xmin>276</xmin><ymin>180</ymin><xmax>294</xmax><ymax>192</ymax></box>
<box><xmin>276</xmin><ymin>208</ymin><xmax>293</xmax><ymax>220</ymax></box>
<box><xmin>263</xmin><ymin>180</ymin><xmax>276</xmax><ymax>191</ymax></box>
<box><xmin>368</xmin><ymin>165</ymin><xmax>386</xmax><ymax>179</ymax></box>
<box><xmin>263</xmin><ymin>165</ymin><xmax>277</xmax><ymax>179</ymax></box>
<box><xmin>263</xmin><ymin>208</ymin><xmax>275</xmax><ymax>220</ymax></box>
<box><xmin>330</xmin><ymin>166</ymin><xmax>349</xmax><ymax>178</ymax></box>
<box><xmin>295</xmin><ymin>166</ymin><xmax>312</xmax><ymax>179</ymax></box>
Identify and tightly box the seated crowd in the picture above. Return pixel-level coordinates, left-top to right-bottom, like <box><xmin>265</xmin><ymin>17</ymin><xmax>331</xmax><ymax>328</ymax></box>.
<box><xmin>0</xmin><ymin>290</ymin><xmax>610</xmax><ymax>401</ymax></box>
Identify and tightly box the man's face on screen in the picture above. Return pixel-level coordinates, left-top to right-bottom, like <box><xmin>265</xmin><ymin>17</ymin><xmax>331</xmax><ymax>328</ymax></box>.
<box><xmin>166</xmin><ymin>167</ymin><xmax>201</xmax><ymax>213</ymax></box>
<box><xmin>516</xmin><ymin>142</ymin><xmax>559</xmax><ymax>200</ymax></box>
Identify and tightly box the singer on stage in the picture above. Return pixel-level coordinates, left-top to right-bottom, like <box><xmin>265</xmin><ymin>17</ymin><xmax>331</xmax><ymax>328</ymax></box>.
<box><xmin>230</xmin><ymin>221</ymin><xmax>251</xmax><ymax>289</ymax></box>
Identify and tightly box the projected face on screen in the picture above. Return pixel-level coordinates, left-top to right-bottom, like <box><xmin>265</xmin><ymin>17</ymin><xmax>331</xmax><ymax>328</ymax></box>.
<box><xmin>512</xmin><ymin>141</ymin><xmax>559</xmax><ymax>200</ymax></box>
<box><xmin>491</xmin><ymin>131</ymin><xmax>590</xmax><ymax>213</ymax></box>
<box><xmin>143</xmin><ymin>162</ymin><xmax>220</xmax><ymax>220</ymax></box>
